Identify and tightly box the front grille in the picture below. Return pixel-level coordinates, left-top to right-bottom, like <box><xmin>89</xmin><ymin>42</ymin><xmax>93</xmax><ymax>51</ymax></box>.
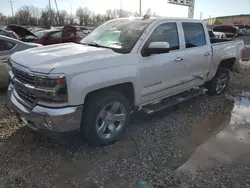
<box><xmin>16</xmin><ymin>88</ymin><xmax>36</xmax><ymax>105</ymax></box>
<box><xmin>12</xmin><ymin>67</ymin><xmax>35</xmax><ymax>85</ymax></box>
<box><xmin>11</xmin><ymin>65</ymin><xmax>36</xmax><ymax>108</ymax></box>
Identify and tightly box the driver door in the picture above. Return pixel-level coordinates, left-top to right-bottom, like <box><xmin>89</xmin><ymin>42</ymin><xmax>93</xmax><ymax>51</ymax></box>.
<box><xmin>139</xmin><ymin>21</ymin><xmax>188</xmax><ymax>104</ymax></box>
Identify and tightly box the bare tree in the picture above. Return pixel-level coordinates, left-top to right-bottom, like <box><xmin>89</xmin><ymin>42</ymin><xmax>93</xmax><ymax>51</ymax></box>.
<box><xmin>95</xmin><ymin>13</ymin><xmax>104</xmax><ymax>26</ymax></box>
<box><xmin>76</xmin><ymin>7</ymin><xmax>91</xmax><ymax>26</ymax></box>
<box><xmin>29</xmin><ymin>6</ymin><xmax>40</xmax><ymax>19</ymax></box>
<box><xmin>28</xmin><ymin>6</ymin><xmax>41</xmax><ymax>25</ymax></box>
<box><xmin>0</xmin><ymin>12</ymin><xmax>7</xmax><ymax>25</ymax></box>
<box><xmin>144</xmin><ymin>8</ymin><xmax>156</xmax><ymax>17</ymax></box>
<box><xmin>1</xmin><ymin>7</ymin><xmax>157</xmax><ymax>27</ymax></box>
<box><xmin>119</xmin><ymin>9</ymin><xmax>133</xmax><ymax>18</ymax></box>
<box><xmin>133</xmin><ymin>12</ymin><xmax>141</xmax><ymax>17</ymax></box>
<box><xmin>58</xmin><ymin>10</ymin><xmax>67</xmax><ymax>25</ymax></box>
<box><xmin>105</xmin><ymin>9</ymin><xmax>119</xmax><ymax>20</ymax></box>
<box><xmin>76</xmin><ymin>7</ymin><xmax>84</xmax><ymax>25</ymax></box>
<box><xmin>83</xmin><ymin>8</ymin><xmax>91</xmax><ymax>26</ymax></box>
<box><xmin>40</xmin><ymin>10</ymin><xmax>50</xmax><ymax>26</ymax></box>
<box><xmin>15</xmin><ymin>6</ymin><xmax>31</xmax><ymax>25</ymax></box>
<box><xmin>40</xmin><ymin>7</ymin><xmax>56</xmax><ymax>26</ymax></box>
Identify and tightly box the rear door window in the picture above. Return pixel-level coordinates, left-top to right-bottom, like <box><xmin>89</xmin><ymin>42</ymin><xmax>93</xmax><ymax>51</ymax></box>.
<box><xmin>182</xmin><ymin>22</ymin><xmax>206</xmax><ymax>48</ymax></box>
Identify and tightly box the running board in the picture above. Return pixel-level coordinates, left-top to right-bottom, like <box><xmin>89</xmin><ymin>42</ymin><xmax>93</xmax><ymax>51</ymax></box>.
<box><xmin>141</xmin><ymin>88</ymin><xmax>208</xmax><ymax>115</ymax></box>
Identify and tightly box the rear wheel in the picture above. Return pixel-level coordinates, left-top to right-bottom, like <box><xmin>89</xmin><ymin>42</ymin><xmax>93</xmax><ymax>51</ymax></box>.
<box><xmin>205</xmin><ymin>67</ymin><xmax>230</xmax><ymax>96</ymax></box>
<box><xmin>82</xmin><ymin>91</ymin><xmax>131</xmax><ymax>146</ymax></box>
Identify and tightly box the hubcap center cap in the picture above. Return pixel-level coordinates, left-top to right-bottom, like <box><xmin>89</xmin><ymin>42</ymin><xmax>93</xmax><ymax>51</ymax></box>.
<box><xmin>105</xmin><ymin>114</ymin><xmax>114</xmax><ymax>122</ymax></box>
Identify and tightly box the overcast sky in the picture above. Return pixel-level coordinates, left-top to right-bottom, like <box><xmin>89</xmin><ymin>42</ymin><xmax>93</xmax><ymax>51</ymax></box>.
<box><xmin>1</xmin><ymin>0</ymin><xmax>250</xmax><ymax>19</ymax></box>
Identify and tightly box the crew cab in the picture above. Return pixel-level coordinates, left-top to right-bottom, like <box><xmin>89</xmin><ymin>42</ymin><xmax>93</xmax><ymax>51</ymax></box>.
<box><xmin>7</xmin><ymin>17</ymin><xmax>243</xmax><ymax>146</ymax></box>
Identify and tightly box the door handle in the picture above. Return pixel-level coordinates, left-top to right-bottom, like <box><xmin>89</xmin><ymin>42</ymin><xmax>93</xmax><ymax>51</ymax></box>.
<box><xmin>175</xmin><ymin>57</ymin><xmax>183</xmax><ymax>62</ymax></box>
<box><xmin>204</xmin><ymin>52</ymin><xmax>211</xmax><ymax>56</ymax></box>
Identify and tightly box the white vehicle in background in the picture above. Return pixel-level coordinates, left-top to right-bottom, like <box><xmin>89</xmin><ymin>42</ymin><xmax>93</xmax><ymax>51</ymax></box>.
<box><xmin>213</xmin><ymin>31</ymin><xmax>226</xmax><ymax>39</ymax></box>
<box><xmin>213</xmin><ymin>25</ymin><xmax>237</xmax><ymax>39</ymax></box>
<box><xmin>8</xmin><ymin>17</ymin><xmax>243</xmax><ymax>146</ymax></box>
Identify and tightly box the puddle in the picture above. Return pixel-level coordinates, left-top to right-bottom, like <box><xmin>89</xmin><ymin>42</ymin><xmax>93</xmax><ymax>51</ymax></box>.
<box><xmin>178</xmin><ymin>91</ymin><xmax>250</xmax><ymax>175</ymax></box>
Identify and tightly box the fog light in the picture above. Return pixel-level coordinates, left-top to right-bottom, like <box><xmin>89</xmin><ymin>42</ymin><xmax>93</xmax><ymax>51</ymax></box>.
<box><xmin>44</xmin><ymin>117</ymin><xmax>53</xmax><ymax>130</ymax></box>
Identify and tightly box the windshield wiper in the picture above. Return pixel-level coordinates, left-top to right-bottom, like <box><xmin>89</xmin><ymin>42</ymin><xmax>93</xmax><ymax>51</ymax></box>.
<box><xmin>81</xmin><ymin>42</ymin><xmax>110</xmax><ymax>49</ymax></box>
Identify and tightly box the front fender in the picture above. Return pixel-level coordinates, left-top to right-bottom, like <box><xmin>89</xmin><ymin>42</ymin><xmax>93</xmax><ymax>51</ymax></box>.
<box><xmin>67</xmin><ymin>65</ymin><xmax>139</xmax><ymax>106</ymax></box>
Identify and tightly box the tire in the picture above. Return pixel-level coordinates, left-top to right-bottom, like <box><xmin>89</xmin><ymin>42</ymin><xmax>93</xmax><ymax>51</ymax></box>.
<box><xmin>81</xmin><ymin>91</ymin><xmax>131</xmax><ymax>146</ymax></box>
<box><xmin>205</xmin><ymin>67</ymin><xmax>230</xmax><ymax>96</ymax></box>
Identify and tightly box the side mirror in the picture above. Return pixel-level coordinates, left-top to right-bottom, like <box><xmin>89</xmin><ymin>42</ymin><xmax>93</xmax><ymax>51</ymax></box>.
<box><xmin>143</xmin><ymin>42</ymin><xmax>170</xmax><ymax>56</ymax></box>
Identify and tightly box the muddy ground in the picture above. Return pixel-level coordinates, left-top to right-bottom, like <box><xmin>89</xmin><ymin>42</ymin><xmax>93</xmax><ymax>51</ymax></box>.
<box><xmin>1</xmin><ymin>62</ymin><xmax>250</xmax><ymax>188</ymax></box>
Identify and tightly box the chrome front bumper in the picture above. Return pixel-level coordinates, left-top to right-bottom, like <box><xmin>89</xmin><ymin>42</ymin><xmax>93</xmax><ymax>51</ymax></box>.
<box><xmin>7</xmin><ymin>84</ymin><xmax>83</xmax><ymax>133</ymax></box>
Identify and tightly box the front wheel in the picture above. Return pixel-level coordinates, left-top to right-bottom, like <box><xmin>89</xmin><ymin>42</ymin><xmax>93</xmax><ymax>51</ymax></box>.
<box><xmin>205</xmin><ymin>67</ymin><xmax>230</xmax><ymax>96</ymax></box>
<box><xmin>82</xmin><ymin>91</ymin><xmax>131</xmax><ymax>146</ymax></box>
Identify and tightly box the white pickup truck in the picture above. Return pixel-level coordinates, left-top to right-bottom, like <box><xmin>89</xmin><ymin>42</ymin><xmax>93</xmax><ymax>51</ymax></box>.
<box><xmin>7</xmin><ymin>17</ymin><xmax>243</xmax><ymax>145</ymax></box>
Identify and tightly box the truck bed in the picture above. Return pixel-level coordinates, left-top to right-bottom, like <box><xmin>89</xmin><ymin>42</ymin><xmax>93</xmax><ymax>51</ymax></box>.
<box><xmin>207</xmin><ymin>39</ymin><xmax>244</xmax><ymax>81</ymax></box>
<box><xmin>210</xmin><ymin>38</ymin><xmax>232</xmax><ymax>44</ymax></box>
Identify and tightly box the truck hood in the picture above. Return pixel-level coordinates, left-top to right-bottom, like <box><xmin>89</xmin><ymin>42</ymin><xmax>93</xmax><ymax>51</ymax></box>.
<box><xmin>10</xmin><ymin>43</ymin><xmax>121</xmax><ymax>73</ymax></box>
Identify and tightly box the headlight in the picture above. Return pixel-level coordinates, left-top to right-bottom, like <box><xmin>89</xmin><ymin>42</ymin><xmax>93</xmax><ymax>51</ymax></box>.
<box><xmin>34</xmin><ymin>73</ymin><xmax>68</xmax><ymax>105</ymax></box>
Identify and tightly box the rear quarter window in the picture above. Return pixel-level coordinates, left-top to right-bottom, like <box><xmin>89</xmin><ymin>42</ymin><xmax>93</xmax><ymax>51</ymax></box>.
<box><xmin>182</xmin><ymin>22</ymin><xmax>206</xmax><ymax>48</ymax></box>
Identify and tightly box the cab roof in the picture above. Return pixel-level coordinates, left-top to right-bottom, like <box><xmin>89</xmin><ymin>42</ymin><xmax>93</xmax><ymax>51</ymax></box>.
<box><xmin>112</xmin><ymin>16</ymin><xmax>201</xmax><ymax>23</ymax></box>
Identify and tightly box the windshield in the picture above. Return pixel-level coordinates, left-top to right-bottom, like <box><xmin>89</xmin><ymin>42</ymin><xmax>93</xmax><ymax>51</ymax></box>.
<box><xmin>80</xmin><ymin>19</ymin><xmax>152</xmax><ymax>54</ymax></box>
<box><xmin>34</xmin><ymin>30</ymin><xmax>49</xmax><ymax>39</ymax></box>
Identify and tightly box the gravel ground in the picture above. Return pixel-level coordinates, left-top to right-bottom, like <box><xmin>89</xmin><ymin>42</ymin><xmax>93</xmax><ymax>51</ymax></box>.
<box><xmin>1</xmin><ymin>62</ymin><xmax>250</xmax><ymax>188</ymax></box>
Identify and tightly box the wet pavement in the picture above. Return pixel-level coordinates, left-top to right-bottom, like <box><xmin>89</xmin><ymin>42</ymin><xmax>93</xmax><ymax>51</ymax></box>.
<box><xmin>178</xmin><ymin>91</ymin><xmax>250</xmax><ymax>176</ymax></box>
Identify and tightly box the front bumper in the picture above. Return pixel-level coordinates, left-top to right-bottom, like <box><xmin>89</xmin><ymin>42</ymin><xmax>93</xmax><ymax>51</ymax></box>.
<box><xmin>7</xmin><ymin>84</ymin><xmax>83</xmax><ymax>133</ymax></box>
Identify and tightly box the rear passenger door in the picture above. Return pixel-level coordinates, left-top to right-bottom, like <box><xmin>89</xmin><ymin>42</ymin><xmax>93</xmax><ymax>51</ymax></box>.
<box><xmin>180</xmin><ymin>22</ymin><xmax>211</xmax><ymax>87</ymax></box>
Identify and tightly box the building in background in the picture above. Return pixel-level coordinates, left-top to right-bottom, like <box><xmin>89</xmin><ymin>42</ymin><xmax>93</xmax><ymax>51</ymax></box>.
<box><xmin>204</xmin><ymin>14</ymin><xmax>250</xmax><ymax>25</ymax></box>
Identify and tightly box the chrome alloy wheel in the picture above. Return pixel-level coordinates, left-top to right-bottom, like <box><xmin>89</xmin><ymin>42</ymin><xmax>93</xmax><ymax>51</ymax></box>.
<box><xmin>216</xmin><ymin>72</ymin><xmax>229</xmax><ymax>94</ymax></box>
<box><xmin>96</xmin><ymin>101</ymin><xmax>126</xmax><ymax>139</ymax></box>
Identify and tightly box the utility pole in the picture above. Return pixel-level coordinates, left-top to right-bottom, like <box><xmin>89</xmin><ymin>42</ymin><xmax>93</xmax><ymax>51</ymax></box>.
<box><xmin>54</xmin><ymin>0</ymin><xmax>60</xmax><ymax>25</ymax></box>
<box><xmin>9</xmin><ymin>0</ymin><xmax>14</xmax><ymax>17</ymax></box>
<box><xmin>200</xmin><ymin>12</ymin><xmax>203</xmax><ymax>20</ymax></box>
<box><xmin>139</xmin><ymin>0</ymin><xmax>142</xmax><ymax>16</ymax></box>
<box><xmin>48</xmin><ymin>0</ymin><xmax>53</xmax><ymax>26</ymax></box>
